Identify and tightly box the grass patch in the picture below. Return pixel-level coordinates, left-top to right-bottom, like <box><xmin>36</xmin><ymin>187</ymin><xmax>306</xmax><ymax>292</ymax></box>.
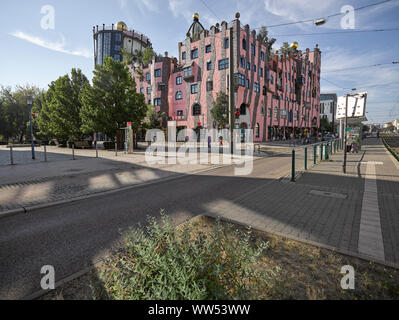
<box><xmin>41</xmin><ymin>214</ymin><xmax>399</xmax><ymax>300</ymax></box>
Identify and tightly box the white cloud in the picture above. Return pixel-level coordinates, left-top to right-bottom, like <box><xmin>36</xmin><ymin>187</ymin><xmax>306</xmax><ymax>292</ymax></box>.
<box><xmin>118</xmin><ymin>0</ymin><xmax>127</xmax><ymax>9</ymax></box>
<box><xmin>320</xmin><ymin>47</ymin><xmax>399</xmax><ymax>123</ymax></box>
<box><xmin>10</xmin><ymin>31</ymin><xmax>92</xmax><ymax>58</ymax></box>
<box><xmin>131</xmin><ymin>0</ymin><xmax>160</xmax><ymax>13</ymax></box>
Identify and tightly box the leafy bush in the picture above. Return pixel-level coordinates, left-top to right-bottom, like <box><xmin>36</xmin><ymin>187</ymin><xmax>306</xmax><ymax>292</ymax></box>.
<box><xmin>96</xmin><ymin>212</ymin><xmax>278</xmax><ymax>300</ymax></box>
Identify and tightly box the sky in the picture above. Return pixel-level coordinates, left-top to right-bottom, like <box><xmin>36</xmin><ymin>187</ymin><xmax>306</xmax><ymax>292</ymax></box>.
<box><xmin>0</xmin><ymin>0</ymin><xmax>399</xmax><ymax>124</ymax></box>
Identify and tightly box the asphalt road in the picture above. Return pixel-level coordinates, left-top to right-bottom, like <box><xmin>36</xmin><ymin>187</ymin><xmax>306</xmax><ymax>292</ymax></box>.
<box><xmin>0</xmin><ymin>155</ymin><xmax>291</xmax><ymax>300</ymax></box>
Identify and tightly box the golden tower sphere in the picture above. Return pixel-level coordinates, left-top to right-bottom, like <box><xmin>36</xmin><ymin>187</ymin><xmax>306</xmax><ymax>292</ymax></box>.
<box><xmin>290</xmin><ymin>41</ymin><xmax>299</xmax><ymax>49</ymax></box>
<box><xmin>116</xmin><ymin>21</ymin><xmax>128</xmax><ymax>31</ymax></box>
<box><xmin>193</xmin><ymin>13</ymin><xmax>199</xmax><ymax>20</ymax></box>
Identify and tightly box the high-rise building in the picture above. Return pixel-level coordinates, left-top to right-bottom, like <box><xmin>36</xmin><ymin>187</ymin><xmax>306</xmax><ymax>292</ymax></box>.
<box><xmin>320</xmin><ymin>93</ymin><xmax>338</xmax><ymax>132</ymax></box>
<box><xmin>92</xmin><ymin>21</ymin><xmax>151</xmax><ymax>66</ymax></box>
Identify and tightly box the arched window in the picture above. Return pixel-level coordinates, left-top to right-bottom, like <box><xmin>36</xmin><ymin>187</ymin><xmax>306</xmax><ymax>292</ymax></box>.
<box><xmin>242</xmin><ymin>38</ymin><xmax>247</xmax><ymax>50</ymax></box>
<box><xmin>256</xmin><ymin>123</ymin><xmax>260</xmax><ymax>138</ymax></box>
<box><xmin>175</xmin><ymin>90</ymin><xmax>183</xmax><ymax>100</ymax></box>
<box><xmin>193</xmin><ymin>104</ymin><xmax>201</xmax><ymax>116</ymax></box>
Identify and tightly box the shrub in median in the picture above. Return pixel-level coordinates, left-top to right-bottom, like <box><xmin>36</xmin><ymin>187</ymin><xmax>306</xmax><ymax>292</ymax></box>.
<box><xmin>95</xmin><ymin>212</ymin><xmax>278</xmax><ymax>300</ymax></box>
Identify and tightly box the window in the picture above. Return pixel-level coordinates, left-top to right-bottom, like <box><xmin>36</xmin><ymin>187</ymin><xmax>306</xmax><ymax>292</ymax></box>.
<box><xmin>140</xmin><ymin>87</ymin><xmax>144</xmax><ymax>94</ymax></box>
<box><xmin>246</xmin><ymin>79</ymin><xmax>250</xmax><ymax>89</ymax></box>
<box><xmin>182</xmin><ymin>51</ymin><xmax>186</xmax><ymax>60</ymax></box>
<box><xmin>240</xmin><ymin>57</ymin><xmax>246</xmax><ymax>69</ymax></box>
<box><xmin>207</xmin><ymin>61</ymin><xmax>212</xmax><ymax>71</ymax></box>
<box><xmin>148</xmin><ymin>99</ymin><xmax>151</xmax><ymax>105</ymax></box>
<box><xmin>253</xmin><ymin>64</ymin><xmax>256</xmax><ymax>72</ymax></box>
<box><xmin>256</xmin><ymin>123</ymin><xmax>260</xmax><ymax>138</ymax></box>
<box><xmin>113</xmin><ymin>33</ymin><xmax>122</xmax><ymax>42</ymax></box>
<box><xmin>114</xmin><ymin>45</ymin><xmax>121</xmax><ymax>51</ymax></box>
<box><xmin>191</xmin><ymin>48</ymin><xmax>198</xmax><ymax>59</ymax></box>
<box><xmin>155</xmin><ymin>69</ymin><xmax>161</xmax><ymax>78</ymax></box>
<box><xmin>251</xmin><ymin>44</ymin><xmax>255</xmax><ymax>56</ymax></box>
<box><xmin>206</xmin><ymin>80</ymin><xmax>213</xmax><ymax>92</ymax></box>
<box><xmin>191</xmin><ymin>84</ymin><xmax>198</xmax><ymax>94</ymax></box>
<box><xmin>205</xmin><ymin>44</ymin><xmax>212</xmax><ymax>53</ymax></box>
<box><xmin>154</xmin><ymin>98</ymin><xmax>161</xmax><ymax>106</ymax></box>
<box><xmin>266</xmin><ymin>70</ymin><xmax>269</xmax><ymax>80</ymax></box>
<box><xmin>240</xmin><ymin>104</ymin><xmax>247</xmax><ymax>115</ymax></box>
<box><xmin>184</xmin><ymin>67</ymin><xmax>192</xmax><ymax>77</ymax></box>
<box><xmin>113</xmin><ymin>54</ymin><xmax>121</xmax><ymax>61</ymax></box>
<box><xmin>238</xmin><ymin>73</ymin><xmax>245</xmax><ymax>86</ymax></box>
<box><xmin>218</xmin><ymin>58</ymin><xmax>229</xmax><ymax>70</ymax></box>
<box><xmin>270</xmin><ymin>75</ymin><xmax>274</xmax><ymax>84</ymax></box>
<box><xmin>260</xmin><ymin>107</ymin><xmax>265</xmax><ymax>115</ymax></box>
<box><xmin>259</xmin><ymin>67</ymin><xmax>263</xmax><ymax>77</ymax></box>
<box><xmin>193</xmin><ymin>104</ymin><xmax>201</xmax><ymax>116</ymax></box>
<box><xmin>254</xmin><ymin>82</ymin><xmax>260</xmax><ymax>93</ymax></box>
<box><xmin>177</xmin><ymin>110</ymin><xmax>183</xmax><ymax>116</ymax></box>
<box><xmin>145</xmin><ymin>72</ymin><xmax>151</xmax><ymax>81</ymax></box>
<box><xmin>175</xmin><ymin>91</ymin><xmax>183</xmax><ymax>100</ymax></box>
<box><xmin>224</xmin><ymin>38</ymin><xmax>229</xmax><ymax>49</ymax></box>
<box><xmin>260</xmin><ymin>51</ymin><xmax>265</xmax><ymax>61</ymax></box>
<box><xmin>147</xmin><ymin>87</ymin><xmax>151</xmax><ymax>94</ymax></box>
<box><xmin>242</xmin><ymin>38</ymin><xmax>247</xmax><ymax>50</ymax></box>
<box><xmin>273</xmin><ymin>108</ymin><xmax>278</xmax><ymax>121</ymax></box>
<box><xmin>176</xmin><ymin>76</ymin><xmax>182</xmax><ymax>85</ymax></box>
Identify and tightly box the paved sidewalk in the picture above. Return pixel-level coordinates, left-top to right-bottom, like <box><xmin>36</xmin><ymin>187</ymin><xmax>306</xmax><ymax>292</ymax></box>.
<box><xmin>205</xmin><ymin>137</ymin><xmax>399</xmax><ymax>266</ymax></box>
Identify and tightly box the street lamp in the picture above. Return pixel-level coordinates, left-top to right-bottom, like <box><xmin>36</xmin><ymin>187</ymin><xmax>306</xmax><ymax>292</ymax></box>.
<box><xmin>27</xmin><ymin>95</ymin><xmax>35</xmax><ymax>160</ymax></box>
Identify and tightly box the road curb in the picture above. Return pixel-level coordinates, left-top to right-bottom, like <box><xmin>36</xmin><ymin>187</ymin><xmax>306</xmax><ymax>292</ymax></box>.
<box><xmin>204</xmin><ymin>214</ymin><xmax>399</xmax><ymax>269</ymax></box>
<box><xmin>0</xmin><ymin>207</ymin><xmax>26</xmax><ymax>219</ymax></box>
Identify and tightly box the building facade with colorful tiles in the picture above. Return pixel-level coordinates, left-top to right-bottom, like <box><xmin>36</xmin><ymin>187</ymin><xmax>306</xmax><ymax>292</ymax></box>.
<box><xmin>116</xmin><ymin>13</ymin><xmax>321</xmax><ymax>142</ymax></box>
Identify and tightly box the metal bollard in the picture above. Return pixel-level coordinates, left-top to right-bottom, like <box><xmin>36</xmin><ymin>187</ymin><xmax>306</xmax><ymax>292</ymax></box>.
<box><xmin>291</xmin><ymin>149</ymin><xmax>296</xmax><ymax>182</ymax></box>
<box><xmin>325</xmin><ymin>143</ymin><xmax>329</xmax><ymax>160</ymax></box>
<box><xmin>95</xmin><ymin>143</ymin><xmax>98</xmax><ymax>158</ymax></box>
<box><xmin>320</xmin><ymin>144</ymin><xmax>323</xmax><ymax>161</ymax></box>
<box><xmin>314</xmin><ymin>145</ymin><xmax>317</xmax><ymax>165</ymax></box>
<box><xmin>305</xmin><ymin>147</ymin><xmax>308</xmax><ymax>170</ymax></box>
<box><xmin>44</xmin><ymin>145</ymin><xmax>47</xmax><ymax>162</ymax></box>
<box><xmin>10</xmin><ymin>146</ymin><xmax>14</xmax><ymax>165</ymax></box>
<box><xmin>72</xmin><ymin>143</ymin><xmax>75</xmax><ymax>160</ymax></box>
<box><xmin>115</xmin><ymin>142</ymin><xmax>118</xmax><ymax>157</ymax></box>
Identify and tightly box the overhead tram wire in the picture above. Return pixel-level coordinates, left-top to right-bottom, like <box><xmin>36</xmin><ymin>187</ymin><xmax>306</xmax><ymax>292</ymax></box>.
<box><xmin>254</xmin><ymin>0</ymin><xmax>398</xmax><ymax>29</ymax></box>
<box><xmin>269</xmin><ymin>27</ymin><xmax>399</xmax><ymax>37</ymax></box>
<box><xmin>199</xmin><ymin>0</ymin><xmax>221</xmax><ymax>21</ymax></box>
<box><xmin>323</xmin><ymin>61</ymin><xmax>399</xmax><ymax>73</ymax></box>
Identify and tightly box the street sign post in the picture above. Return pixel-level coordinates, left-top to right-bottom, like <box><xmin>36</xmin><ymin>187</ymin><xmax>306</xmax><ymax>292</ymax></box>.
<box><xmin>339</xmin><ymin>92</ymin><xmax>368</xmax><ymax>173</ymax></box>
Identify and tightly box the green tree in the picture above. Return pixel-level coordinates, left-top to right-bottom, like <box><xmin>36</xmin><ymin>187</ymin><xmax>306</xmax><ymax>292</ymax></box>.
<box><xmin>320</xmin><ymin>116</ymin><xmax>332</xmax><ymax>132</ymax></box>
<box><xmin>279</xmin><ymin>42</ymin><xmax>293</xmax><ymax>55</ymax></box>
<box><xmin>36</xmin><ymin>69</ymin><xmax>88</xmax><ymax>141</ymax></box>
<box><xmin>257</xmin><ymin>25</ymin><xmax>276</xmax><ymax>61</ymax></box>
<box><xmin>211</xmin><ymin>91</ymin><xmax>229</xmax><ymax>128</ymax></box>
<box><xmin>80</xmin><ymin>57</ymin><xmax>147</xmax><ymax>140</ymax></box>
<box><xmin>0</xmin><ymin>85</ymin><xmax>41</xmax><ymax>142</ymax></box>
<box><xmin>142</xmin><ymin>46</ymin><xmax>155</xmax><ymax>65</ymax></box>
<box><xmin>145</xmin><ymin>105</ymin><xmax>166</xmax><ymax>129</ymax></box>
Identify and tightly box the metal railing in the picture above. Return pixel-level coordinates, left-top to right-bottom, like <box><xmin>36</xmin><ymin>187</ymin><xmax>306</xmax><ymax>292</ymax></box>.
<box><xmin>291</xmin><ymin>139</ymin><xmax>342</xmax><ymax>182</ymax></box>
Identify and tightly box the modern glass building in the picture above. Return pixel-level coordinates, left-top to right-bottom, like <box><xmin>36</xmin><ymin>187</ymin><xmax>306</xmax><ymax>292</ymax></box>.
<box><xmin>93</xmin><ymin>21</ymin><xmax>152</xmax><ymax>66</ymax></box>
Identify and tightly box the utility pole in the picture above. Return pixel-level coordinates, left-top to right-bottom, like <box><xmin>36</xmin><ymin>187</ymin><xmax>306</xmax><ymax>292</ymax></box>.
<box><xmin>229</xmin><ymin>25</ymin><xmax>235</xmax><ymax>155</ymax></box>
<box><xmin>343</xmin><ymin>94</ymin><xmax>349</xmax><ymax>174</ymax></box>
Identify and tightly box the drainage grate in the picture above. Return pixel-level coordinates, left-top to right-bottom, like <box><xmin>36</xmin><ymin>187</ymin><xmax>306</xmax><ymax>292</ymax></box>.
<box><xmin>309</xmin><ymin>190</ymin><xmax>347</xmax><ymax>199</ymax></box>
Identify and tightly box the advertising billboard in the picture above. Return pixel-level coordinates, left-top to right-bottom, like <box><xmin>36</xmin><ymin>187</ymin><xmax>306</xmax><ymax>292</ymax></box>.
<box><xmin>336</xmin><ymin>92</ymin><xmax>367</xmax><ymax>120</ymax></box>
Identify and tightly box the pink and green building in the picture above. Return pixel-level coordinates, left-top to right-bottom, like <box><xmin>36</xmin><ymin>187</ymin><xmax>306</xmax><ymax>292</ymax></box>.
<box><xmin>132</xmin><ymin>13</ymin><xmax>322</xmax><ymax>142</ymax></box>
